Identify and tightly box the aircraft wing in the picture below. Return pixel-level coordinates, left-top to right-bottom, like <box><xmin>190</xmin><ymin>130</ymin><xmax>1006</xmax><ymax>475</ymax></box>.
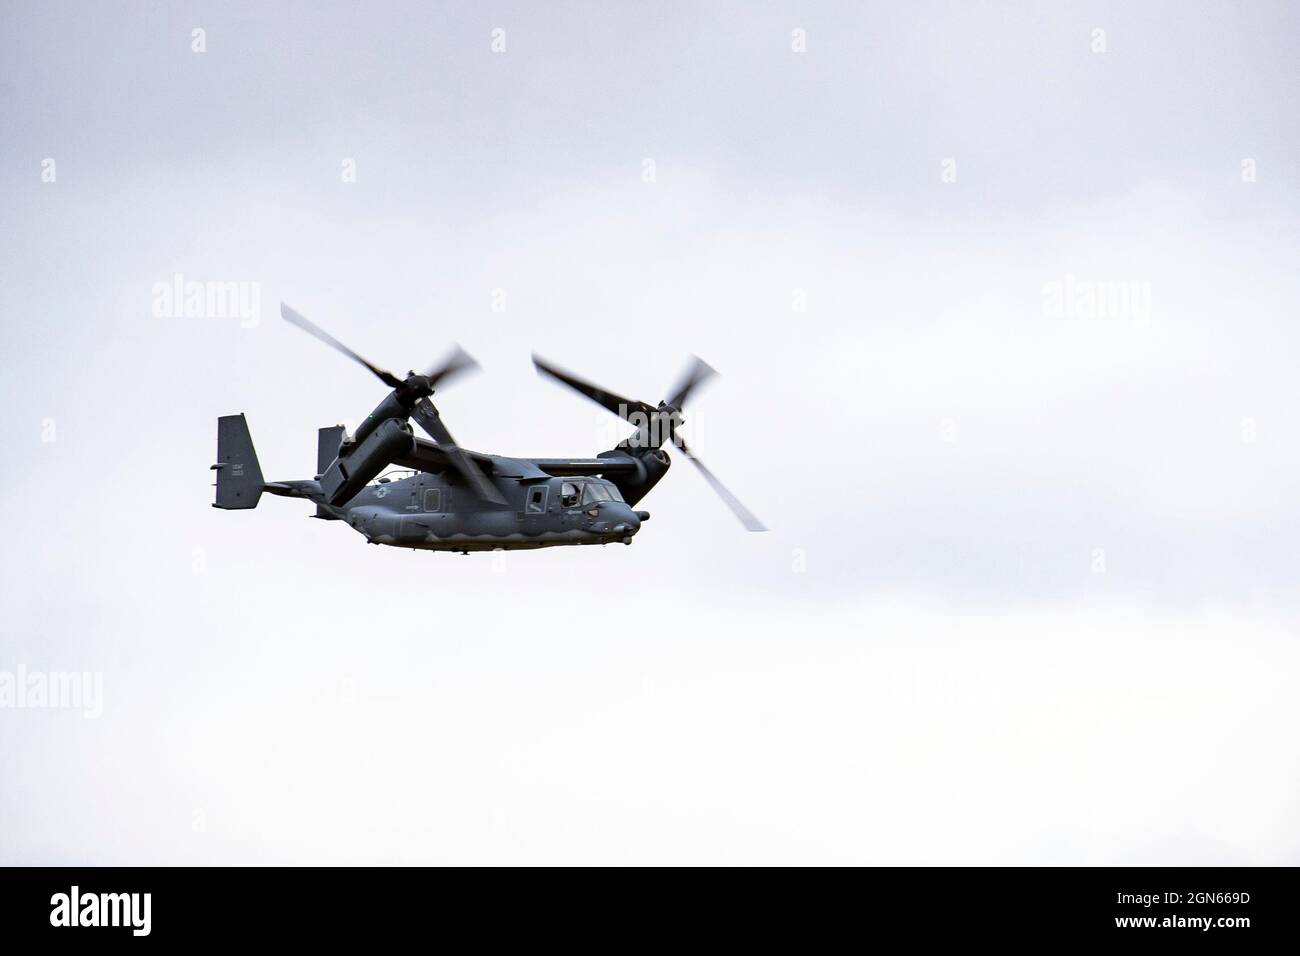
<box><xmin>528</xmin><ymin>458</ymin><xmax>641</xmax><ymax>477</ymax></box>
<box><xmin>397</xmin><ymin>440</ymin><xmax>640</xmax><ymax>479</ymax></box>
<box><xmin>395</xmin><ymin>436</ymin><xmax>498</xmax><ymax>474</ymax></box>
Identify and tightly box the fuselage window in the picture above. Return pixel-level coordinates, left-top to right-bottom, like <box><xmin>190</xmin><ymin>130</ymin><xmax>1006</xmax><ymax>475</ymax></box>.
<box><xmin>423</xmin><ymin>488</ymin><xmax>442</xmax><ymax>512</ymax></box>
<box><xmin>527</xmin><ymin>486</ymin><xmax>548</xmax><ymax>514</ymax></box>
<box><xmin>560</xmin><ymin>482</ymin><xmax>580</xmax><ymax>508</ymax></box>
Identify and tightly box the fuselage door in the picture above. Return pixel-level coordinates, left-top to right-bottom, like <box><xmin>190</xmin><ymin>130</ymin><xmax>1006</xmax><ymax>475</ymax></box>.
<box><xmin>523</xmin><ymin>483</ymin><xmax>549</xmax><ymax>534</ymax></box>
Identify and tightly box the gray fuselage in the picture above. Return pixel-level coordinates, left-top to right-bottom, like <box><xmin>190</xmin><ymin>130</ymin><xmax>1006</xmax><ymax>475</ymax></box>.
<box><xmin>330</xmin><ymin>470</ymin><xmax>645</xmax><ymax>552</ymax></box>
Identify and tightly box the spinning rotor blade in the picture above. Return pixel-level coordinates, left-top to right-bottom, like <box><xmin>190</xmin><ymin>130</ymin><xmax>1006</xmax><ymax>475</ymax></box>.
<box><xmin>672</xmin><ymin>435</ymin><xmax>766</xmax><ymax>532</ymax></box>
<box><xmin>532</xmin><ymin>355</ymin><xmax>655</xmax><ymax>422</ymax></box>
<box><xmin>282</xmin><ymin>301</ymin><xmax>498</xmax><ymax>503</ymax></box>
<box><xmin>409</xmin><ymin>397</ymin><xmax>459</xmax><ymax>452</ymax></box>
<box><xmin>410</xmin><ymin>399</ymin><xmax>507</xmax><ymax>506</ymax></box>
<box><xmin>535</xmin><ymin>350</ymin><xmax>765</xmax><ymax>528</ymax></box>
<box><xmin>281</xmin><ymin>303</ymin><xmax>404</xmax><ymax>389</ymax></box>
<box><xmin>425</xmin><ymin>344</ymin><xmax>480</xmax><ymax>391</ymax></box>
<box><xmin>665</xmin><ymin>356</ymin><xmax>717</xmax><ymax>410</ymax></box>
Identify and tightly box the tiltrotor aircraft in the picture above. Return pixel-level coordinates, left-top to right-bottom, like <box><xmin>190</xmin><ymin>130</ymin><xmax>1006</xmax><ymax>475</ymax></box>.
<box><xmin>212</xmin><ymin>304</ymin><xmax>764</xmax><ymax>552</ymax></box>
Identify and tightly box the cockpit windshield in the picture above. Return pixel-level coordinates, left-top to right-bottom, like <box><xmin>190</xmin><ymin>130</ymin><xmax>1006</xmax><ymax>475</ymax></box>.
<box><xmin>582</xmin><ymin>482</ymin><xmax>611</xmax><ymax>504</ymax></box>
<box><xmin>581</xmin><ymin>481</ymin><xmax>623</xmax><ymax>504</ymax></box>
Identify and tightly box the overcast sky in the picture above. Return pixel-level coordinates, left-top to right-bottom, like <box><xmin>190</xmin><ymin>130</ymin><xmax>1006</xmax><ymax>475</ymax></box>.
<box><xmin>2</xmin><ymin>1</ymin><xmax>1299</xmax><ymax>864</ymax></box>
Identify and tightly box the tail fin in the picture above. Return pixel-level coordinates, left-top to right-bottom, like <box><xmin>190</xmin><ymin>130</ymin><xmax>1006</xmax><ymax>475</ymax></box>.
<box><xmin>315</xmin><ymin>425</ymin><xmax>346</xmax><ymax>519</ymax></box>
<box><xmin>212</xmin><ymin>414</ymin><xmax>265</xmax><ymax>509</ymax></box>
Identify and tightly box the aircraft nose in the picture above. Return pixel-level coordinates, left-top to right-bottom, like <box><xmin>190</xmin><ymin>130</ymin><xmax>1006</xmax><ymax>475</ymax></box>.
<box><xmin>612</xmin><ymin>505</ymin><xmax>641</xmax><ymax>535</ymax></box>
<box><xmin>596</xmin><ymin>504</ymin><xmax>641</xmax><ymax>536</ymax></box>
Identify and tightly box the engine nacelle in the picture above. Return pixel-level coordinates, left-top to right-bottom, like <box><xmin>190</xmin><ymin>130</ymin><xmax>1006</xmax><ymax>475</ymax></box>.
<box><xmin>600</xmin><ymin>446</ymin><xmax>671</xmax><ymax>507</ymax></box>
<box><xmin>321</xmin><ymin>417</ymin><xmax>415</xmax><ymax>506</ymax></box>
<box><xmin>353</xmin><ymin>392</ymin><xmax>409</xmax><ymax>446</ymax></box>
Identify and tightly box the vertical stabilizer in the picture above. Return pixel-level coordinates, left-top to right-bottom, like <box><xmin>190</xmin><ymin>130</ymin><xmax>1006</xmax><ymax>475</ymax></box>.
<box><xmin>212</xmin><ymin>414</ymin><xmax>265</xmax><ymax>509</ymax></box>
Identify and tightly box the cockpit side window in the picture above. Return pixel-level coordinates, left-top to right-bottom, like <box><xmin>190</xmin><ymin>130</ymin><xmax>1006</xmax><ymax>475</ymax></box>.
<box><xmin>560</xmin><ymin>482</ymin><xmax>580</xmax><ymax>508</ymax></box>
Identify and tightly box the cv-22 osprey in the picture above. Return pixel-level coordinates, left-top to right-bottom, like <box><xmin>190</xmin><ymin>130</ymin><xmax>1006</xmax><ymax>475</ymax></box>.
<box><xmin>212</xmin><ymin>304</ymin><xmax>764</xmax><ymax>553</ymax></box>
